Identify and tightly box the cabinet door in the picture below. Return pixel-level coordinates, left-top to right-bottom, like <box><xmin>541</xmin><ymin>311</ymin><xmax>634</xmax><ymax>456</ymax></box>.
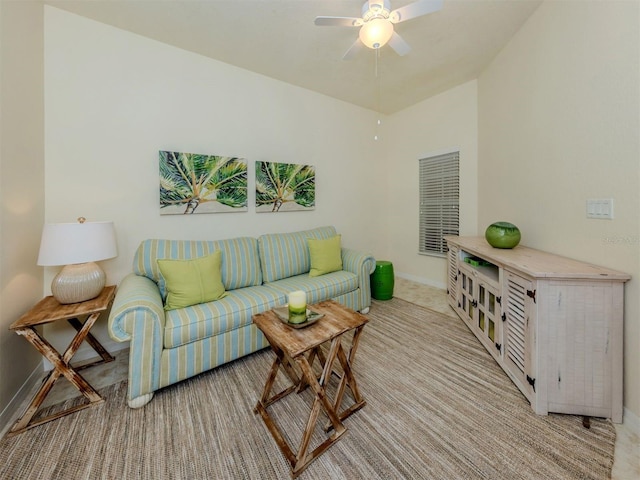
<box><xmin>447</xmin><ymin>245</ymin><xmax>458</xmax><ymax>307</ymax></box>
<box><xmin>476</xmin><ymin>280</ymin><xmax>502</xmax><ymax>357</ymax></box>
<box><xmin>503</xmin><ymin>271</ymin><xmax>535</xmax><ymax>401</ymax></box>
<box><xmin>457</xmin><ymin>263</ymin><xmax>477</xmax><ymax>328</ymax></box>
<box><xmin>541</xmin><ymin>280</ymin><xmax>622</xmax><ymax>420</ymax></box>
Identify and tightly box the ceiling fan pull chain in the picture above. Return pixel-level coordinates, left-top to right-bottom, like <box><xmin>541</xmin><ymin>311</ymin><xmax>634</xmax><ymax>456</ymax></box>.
<box><xmin>375</xmin><ymin>47</ymin><xmax>379</xmax><ymax>78</ymax></box>
<box><xmin>374</xmin><ymin>48</ymin><xmax>382</xmax><ymax>141</ymax></box>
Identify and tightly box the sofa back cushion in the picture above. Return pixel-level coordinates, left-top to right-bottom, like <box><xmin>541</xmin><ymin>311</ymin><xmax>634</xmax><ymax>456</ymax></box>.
<box><xmin>258</xmin><ymin>226</ymin><xmax>338</xmax><ymax>283</ymax></box>
<box><xmin>134</xmin><ymin>237</ymin><xmax>262</xmax><ymax>297</ymax></box>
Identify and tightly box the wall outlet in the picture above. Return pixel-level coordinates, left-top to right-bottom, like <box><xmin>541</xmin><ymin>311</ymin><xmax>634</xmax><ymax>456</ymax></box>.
<box><xmin>586</xmin><ymin>198</ymin><xmax>614</xmax><ymax>219</ymax></box>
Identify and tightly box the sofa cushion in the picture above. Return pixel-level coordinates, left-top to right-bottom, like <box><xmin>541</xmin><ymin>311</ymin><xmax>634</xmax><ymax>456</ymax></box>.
<box><xmin>258</xmin><ymin>226</ymin><xmax>337</xmax><ymax>283</ymax></box>
<box><xmin>158</xmin><ymin>252</ymin><xmax>226</xmax><ymax>311</ymax></box>
<box><xmin>134</xmin><ymin>237</ymin><xmax>262</xmax><ymax>297</ymax></box>
<box><xmin>163</xmin><ymin>285</ymin><xmax>285</xmax><ymax>349</ymax></box>
<box><xmin>262</xmin><ymin>270</ymin><xmax>358</xmax><ymax>305</ymax></box>
<box><xmin>308</xmin><ymin>235</ymin><xmax>343</xmax><ymax>277</ymax></box>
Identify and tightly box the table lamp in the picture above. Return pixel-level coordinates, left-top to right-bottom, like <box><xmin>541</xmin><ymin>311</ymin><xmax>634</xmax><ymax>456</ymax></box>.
<box><xmin>37</xmin><ymin>217</ymin><xmax>117</xmax><ymax>304</ymax></box>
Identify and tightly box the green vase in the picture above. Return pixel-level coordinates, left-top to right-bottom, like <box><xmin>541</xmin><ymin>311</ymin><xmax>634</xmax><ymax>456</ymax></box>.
<box><xmin>485</xmin><ymin>222</ymin><xmax>521</xmax><ymax>249</ymax></box>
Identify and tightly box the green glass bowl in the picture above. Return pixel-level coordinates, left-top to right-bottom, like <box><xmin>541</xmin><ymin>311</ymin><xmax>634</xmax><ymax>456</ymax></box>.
<box><xmin>485</xmin><ymin>222</ymin><xmax>521</xmax><ymax>249</ymax></box>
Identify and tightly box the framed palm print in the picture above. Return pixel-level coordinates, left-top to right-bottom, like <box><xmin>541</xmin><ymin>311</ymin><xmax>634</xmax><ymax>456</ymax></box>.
<box><xmin>255</xmin><ymin>161</ymin><xmax>315</xmax><ymax>212</ymax></box>
<box><xmin>159</xmin><ymin>150</ymin><xmax>248</xmax><ymax>214</ymax></box>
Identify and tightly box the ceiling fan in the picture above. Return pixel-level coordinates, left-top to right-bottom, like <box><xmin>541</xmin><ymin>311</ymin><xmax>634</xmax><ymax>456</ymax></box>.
<box><xmin>314</xmin><ymin>0</ymin><xmax>443</xmax><ymax>60</ymax></box>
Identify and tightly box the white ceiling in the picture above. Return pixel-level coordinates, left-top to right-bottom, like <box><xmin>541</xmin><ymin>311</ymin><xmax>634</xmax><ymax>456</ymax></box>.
<box><xmin>44</xmin><ymin>0</ymin><xmax>542</xmax><ymax>114</ymax></box>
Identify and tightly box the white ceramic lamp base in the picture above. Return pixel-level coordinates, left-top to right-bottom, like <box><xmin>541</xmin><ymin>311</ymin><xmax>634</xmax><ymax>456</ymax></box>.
<box><xmin>51</xmin><ymin>262</ymin><xmax>106</xmax><ymax>304</ymax></box>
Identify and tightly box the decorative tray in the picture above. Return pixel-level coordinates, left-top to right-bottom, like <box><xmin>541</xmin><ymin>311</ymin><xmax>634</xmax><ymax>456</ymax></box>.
<box><xmin>273</xmin><ymin>306</ymin><xmax>324</xmax><ymax>329</ymax></box>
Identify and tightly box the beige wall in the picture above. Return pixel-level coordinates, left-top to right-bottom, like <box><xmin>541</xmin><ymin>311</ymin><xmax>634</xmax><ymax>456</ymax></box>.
<box><xmin>0</xmin><ymin>1</ymin><xmax>46</xmax><ymax>428</ymax></box>
<box><xmin>478</xmin><ymin>0</ymin><xmax>640</xmax><ymax>421</ymax></box>
<box><xmin>42</xmin><ymin>7</ymin><xmax>387</xmax><ymax>356</ymax></box>
<box><xmin>384</xmin><ymin>80</ymin><xmax>478</xmax><ymax>287</ymax></box>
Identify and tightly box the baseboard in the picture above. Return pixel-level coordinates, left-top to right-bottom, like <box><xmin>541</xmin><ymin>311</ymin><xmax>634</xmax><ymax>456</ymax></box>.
<box><xmin>395</xmin><ymin>271</ymin><xmax>447</xmax><ymax>290</ymax></box>
<box><xmin>623</xmin><ymin>407</ymin><xmax>640</xmax><ymax>436</ymax></box>
<box><xmin>0</xmin><ymin>363</ymin><xmax>44</xmax><ymax>438</ymax></box>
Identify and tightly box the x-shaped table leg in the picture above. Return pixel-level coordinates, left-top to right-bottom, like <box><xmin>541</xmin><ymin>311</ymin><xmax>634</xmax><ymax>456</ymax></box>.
<box><xmin>9</xmin><ymin>312</ymin><xmax>107</xmax><ymax>435</ymax></box>
<box><xmin>324</xmin><ymin>325</ymin><xmax>367</xmax><ymax>431</ymax></box>
<box><xmin>256</xmin><ymin>345</ymin><xmax>301</xmax><ymax>409</ymax></box>
<box><xmin>66</xmin><ymin>317</ymin><xmax>114</xmax><ymax>369</ymax></box>
<box><xmin>254</xmin><ymin>336</ymin><xmax>348</xmax><ymax>478</ymax></box>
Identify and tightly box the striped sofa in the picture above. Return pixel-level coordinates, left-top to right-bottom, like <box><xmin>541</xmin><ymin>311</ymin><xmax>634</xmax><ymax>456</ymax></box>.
<box><xmin>108</xmin><ymin>226</ymin><xmax>376</xmax><ymax>408</ymax></box>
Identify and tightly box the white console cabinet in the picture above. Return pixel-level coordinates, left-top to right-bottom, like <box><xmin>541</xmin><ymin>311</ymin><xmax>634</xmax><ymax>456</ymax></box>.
<box><xmin>445</xmin><ymin>236</ymin><xmax>630</xmax><ymax>422</ymax></box>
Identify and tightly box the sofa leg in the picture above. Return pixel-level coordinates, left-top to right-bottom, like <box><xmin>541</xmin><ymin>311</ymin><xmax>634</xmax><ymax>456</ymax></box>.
<box><xmin>360</xmin><ymin>307</ymin><xmax>370</xmax><ymax>314</ymax></box>
<box><xmin>128</xmin><ymin>392</ymin><xmax>154</xmax><ymax>409</ymax></box>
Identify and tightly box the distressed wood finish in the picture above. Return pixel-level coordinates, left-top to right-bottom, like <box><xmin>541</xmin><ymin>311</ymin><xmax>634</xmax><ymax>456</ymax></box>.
<box><xmin>7</xmin><ymin>286</ymin><xmax>116</xmax><ymax>436</ymax></box>
<box><xmin>445</xmin><ymin>236</ymin><xmax>630</xmax><ymax>423</ymax></box>
<box><xmin>253</xmin><ymin>300</ymin><xmax>368</xmax><ymax>478</ymax></box>
<box><xmin>444</xmin><ymin>236</ymin><xmax>630</xmax><ymax>280</ymax></box>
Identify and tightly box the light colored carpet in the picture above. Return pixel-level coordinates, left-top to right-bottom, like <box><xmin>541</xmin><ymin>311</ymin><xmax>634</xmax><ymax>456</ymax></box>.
<box><xmin>0</xmin><ymin>298</ymin><xmax>616</xmax><ymax>479</ymax></box>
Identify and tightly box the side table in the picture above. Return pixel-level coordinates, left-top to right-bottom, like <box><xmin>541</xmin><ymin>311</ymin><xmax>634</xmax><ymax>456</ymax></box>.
<box><xmin>7</xmin><ymin>285</ymin><xmax>116</xmax><ymax>436</ymax></box>
<box><xmin>253</xmin><ymin>300</ymin><xmax>368</xmax><ymax>478</ymax></box>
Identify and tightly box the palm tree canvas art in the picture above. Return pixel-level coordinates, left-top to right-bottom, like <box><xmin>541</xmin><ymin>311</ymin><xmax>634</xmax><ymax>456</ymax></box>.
<box><xmin>159</xmin><ymin>151</ymin><xmax>248</xmax><ymax>214</ymax></box>
<box><xmin>255</xmin><ymin>161</ymin><xmax>315</xmax><ymax>212</ymax></box>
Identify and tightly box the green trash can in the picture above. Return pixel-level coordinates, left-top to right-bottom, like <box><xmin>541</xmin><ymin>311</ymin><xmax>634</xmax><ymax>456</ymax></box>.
<box><xmin>371</xmin><ymin>260</ymin><xmax>394</xmax><ymax>300</ymax></box>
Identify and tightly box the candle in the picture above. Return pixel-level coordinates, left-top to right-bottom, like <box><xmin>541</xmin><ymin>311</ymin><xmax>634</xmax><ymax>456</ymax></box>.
<box><xmin>288</xmin><ymin>290</ymin><xmax>307</xmax><ymax>324</ymax></box>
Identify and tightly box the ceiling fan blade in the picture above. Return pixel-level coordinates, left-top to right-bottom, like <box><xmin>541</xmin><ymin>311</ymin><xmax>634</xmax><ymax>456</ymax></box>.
<box><xmin>314</xmin><ymin>16</ymin><xmax>363</xmax><ymax>27</ymax></box>
<box><xmin>389</xmin><ymin>0</ymin><xmax>443</xmax><ymax>24</ymax></box>
<box><xmin>388</xmin><ymin>32</ymin><xmax>411</xmax><ymax>56</ymax></box>
<box><xmin>342</xmin><ymin>38</ymin><xmax>364</xmax><ymax>61</ymax></box>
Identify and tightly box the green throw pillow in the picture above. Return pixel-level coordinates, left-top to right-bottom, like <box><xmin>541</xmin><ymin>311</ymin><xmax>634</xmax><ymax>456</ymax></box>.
<box><xmin>308</xmin><ymin>235</ymin><xmax>343</xmax><ymax>277</ymax></box>
<box><xmin>157</xmin><ymin>251</ymin><xmax>226</xmax><ymax>310</ymax></box>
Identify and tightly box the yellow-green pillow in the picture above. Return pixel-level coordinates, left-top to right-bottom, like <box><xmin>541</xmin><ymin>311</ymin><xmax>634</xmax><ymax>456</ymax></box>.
<box><xmin>157</xmin><ymin>251</ymin><xmax>226</xmax><ymax>310</ymax></box>
<box><xmin>308</xmin><ymin>235</ymin><xmax>343</xmax><ymax>277</ymax></box>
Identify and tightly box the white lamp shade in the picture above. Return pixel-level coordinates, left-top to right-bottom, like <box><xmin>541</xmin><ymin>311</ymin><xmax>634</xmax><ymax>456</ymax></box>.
<box><xmin>37</xmin><ymin>221</ymin><xmax>118</xmax><ymax>266</ymax></box>
<box><xmin>359</xmin><ymin>18</ymin><xmax>394</xmax><ymax>49</ymax></box>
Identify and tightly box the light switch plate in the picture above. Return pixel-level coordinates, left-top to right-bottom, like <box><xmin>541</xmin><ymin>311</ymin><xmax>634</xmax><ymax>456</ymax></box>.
<box><xmin>586</xmin><ymin>198</ymin><xmax>614</xmax><ymax>219</ymax></box>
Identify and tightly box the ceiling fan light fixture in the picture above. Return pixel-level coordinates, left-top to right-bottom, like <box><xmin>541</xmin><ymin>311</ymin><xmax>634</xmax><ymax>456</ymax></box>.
<box><xmin>362</xmin><ymin>0</ymin><xmax>391</xmax><ymax>21</ymax></box>
<box><xmin>359</xmin><ymin>18</ymin><xmax>394</xmax><ymax>49</ymax></box>
<box><xmin>315</xmin><ymin>0</ymin><xmax>443</xmax><ymax>58</ymax></box>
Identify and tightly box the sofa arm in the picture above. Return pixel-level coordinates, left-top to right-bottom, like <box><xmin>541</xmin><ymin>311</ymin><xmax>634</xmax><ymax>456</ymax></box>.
<box><xmin>108</xmin><ymin>273</ymin><xmax>165</xmax><ymax>402</ymax></box>
<box><xmin>341</xmin><ymin>248</ymin><xmax>376</xmax><ymax>310</ymax></box>
<box><xmin>108</xmin><ymin>273</ymin><xmax>165</xmax><ymax>341</ymax></box>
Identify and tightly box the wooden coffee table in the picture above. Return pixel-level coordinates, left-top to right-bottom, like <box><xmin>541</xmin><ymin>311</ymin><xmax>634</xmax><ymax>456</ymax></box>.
<box><xmin>253</xmin><ymin>300</ymin><xmax>368</xmax><ymax>478</ymax></box>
